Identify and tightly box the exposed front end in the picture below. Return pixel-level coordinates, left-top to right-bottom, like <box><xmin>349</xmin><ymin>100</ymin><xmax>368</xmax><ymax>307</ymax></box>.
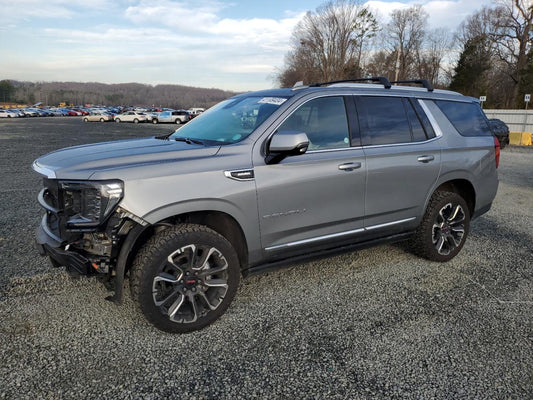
<box><xmin>35</xmin><ymin>175</ymin><xmax>129</xmax><ymax>276</ymax></box>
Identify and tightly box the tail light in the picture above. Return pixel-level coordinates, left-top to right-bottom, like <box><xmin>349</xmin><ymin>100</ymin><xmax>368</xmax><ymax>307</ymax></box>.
<box><xmin>494</xmin><ymin>136</ymin><xmax>500</xmax><ymax>168</ymax></box>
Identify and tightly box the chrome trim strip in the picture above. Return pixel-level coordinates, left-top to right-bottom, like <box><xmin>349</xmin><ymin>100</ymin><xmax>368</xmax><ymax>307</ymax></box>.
<box><xmin>307</xmin><ymin>146</ymin><xmax>362</xmax><ymax>154</ymax></box>
<box><xmin>32</xmin><ymin>160</ymin><xmax>56</xmax><ymax>179</ymax></box>
<box><xmin>418</xmin><ymin>100</ymin><xmax>443</xmax><ymax>137</ymax></box>
<box><xmin>365</xmin><ymin>217</ymin><xmax>416</xmax><ymax>231</ymax></box>
<box><xmin>265</xmin><ymin>228</ymin><xmax>365</xmax><ymax>251</ymax></box>
<box><xmin>265</xmin><ymin>217</ymin><xmax>417</xmax><ymax>251</ymax></box>
<box><xmin>224</xmin><ymin>169</ymin><xmax>255</xmax><ymax>181</ymax></box>
<box><xmin>362</xmin><ymin>136</ymin><xmax>439</xmax><ymax>150</ymax></box>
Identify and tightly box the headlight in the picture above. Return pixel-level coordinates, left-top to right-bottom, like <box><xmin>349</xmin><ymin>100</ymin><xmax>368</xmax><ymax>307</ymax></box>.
<box><xmin>59</xmin><ymin>180</ymin><xmax>124</xmax><ymax>228</ymax></box>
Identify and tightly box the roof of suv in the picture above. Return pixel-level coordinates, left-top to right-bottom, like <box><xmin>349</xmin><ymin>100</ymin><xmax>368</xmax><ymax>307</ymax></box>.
<box><xmin>238</xmin><ymin>77</ymin><xmax>474</xmax><ymax>103</ymax></box>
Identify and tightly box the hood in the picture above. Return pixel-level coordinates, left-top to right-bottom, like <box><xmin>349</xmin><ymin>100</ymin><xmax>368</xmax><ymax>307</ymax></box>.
<box><xmin>33</xmin><ymin>137</ymin><xmax>220</xmax><ymax>180</ymax></box>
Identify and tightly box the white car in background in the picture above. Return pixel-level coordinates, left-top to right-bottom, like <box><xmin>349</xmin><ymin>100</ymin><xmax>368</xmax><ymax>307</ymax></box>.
<box><xmin>114</xmin><ymin>111</ymin><xmax>148</xmax><ymax>123</ymax></box>
<box><xmin>0</xmin><ymin>109</ymin><xmax>18</xmax><ymax>118</ymax></box>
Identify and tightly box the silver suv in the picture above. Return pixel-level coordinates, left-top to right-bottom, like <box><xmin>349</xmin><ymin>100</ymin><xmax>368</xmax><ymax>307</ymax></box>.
<box><xmin>33</xmin><ymin>77</ymin><xmax>499</xmax><ymax>333</ymax></box>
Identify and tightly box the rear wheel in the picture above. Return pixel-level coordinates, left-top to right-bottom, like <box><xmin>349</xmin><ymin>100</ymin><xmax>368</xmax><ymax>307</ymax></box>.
<box><xmin>133</xmin><ymin>118</ymin><xmax>139</xmax><ymax>123</ymax></box>
<box><xmin>115</xmin><ymin>118</ymin><xmax>121</xmax><ymax>123</ymax></box>
<box><xmin>152</xmin><ymin>119</ymin><xmax>158</xmax><ymax>124</ymax></box>
<box><xmin>100</xmin><ymin>117</ymin><xmax>105</xmax><ymax>122</ymax></box>
<box><xmin>131</xmin><ymin>224</ymin><xmax>240</xmax><ymax>333</ymax></box>
<box><xmin>83</xmin><ymin>117</ymin><xmax>89</xmax><ymax>122</ymax></box>
<box><xmin>175</xmin><ymin>119</ymin><xmax>181</xmax><ymax>124</ymax></box>
<box><xmin>409</xmin><ymin>191</ymin><xmax>470</xmax><ymax>262</ymax></box>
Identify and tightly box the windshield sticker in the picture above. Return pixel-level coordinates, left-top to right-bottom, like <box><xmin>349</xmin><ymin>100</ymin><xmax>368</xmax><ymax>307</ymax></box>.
<box><xmin>258</xmin><ymin>97</ymin><xmax>287</xmax><ymax>106</ymax></box>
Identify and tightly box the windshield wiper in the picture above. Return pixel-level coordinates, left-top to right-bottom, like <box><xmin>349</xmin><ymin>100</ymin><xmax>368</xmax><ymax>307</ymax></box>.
<box><xmin>173</xmin><ymin>137</ymin><xmax>206</xmax><ymax>145</ymax></box>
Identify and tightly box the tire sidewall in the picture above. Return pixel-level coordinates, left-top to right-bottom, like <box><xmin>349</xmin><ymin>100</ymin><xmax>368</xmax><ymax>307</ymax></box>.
<box><xmin>134</xmin><ymin>226</ymin><xmax>240</xmax><ymax>333</ymax></box>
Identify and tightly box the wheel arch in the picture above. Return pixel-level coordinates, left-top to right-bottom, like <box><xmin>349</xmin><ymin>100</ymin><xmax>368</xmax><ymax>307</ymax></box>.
<box><xmin>430</xmin><ymin>178</ymin><xmax>476</xmax><ymax>218</ymax></box>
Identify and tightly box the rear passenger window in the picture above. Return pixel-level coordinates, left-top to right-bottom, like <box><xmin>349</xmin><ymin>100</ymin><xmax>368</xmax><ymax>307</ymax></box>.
<box><xmin>278</xmin><ymin>96</ymin><xmax>349</xmax><ymax>150</ymax></box>
<box><xmin>434</xmin><ymin>100</ymin><xmax>491</xmax><ymax>136</ymax></box>
<box><xmin>356</xmin><ymin>97</ymin><xmax>411</xmax><ymax>145</ymax></box>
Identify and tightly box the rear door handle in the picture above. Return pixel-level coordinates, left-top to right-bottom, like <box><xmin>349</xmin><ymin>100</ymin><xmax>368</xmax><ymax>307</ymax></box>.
<box><xmin>417</xmin><ymin>155</ymin><xmax>435</xmax><ymax>163</ymax></box>
<box><xmin>338</xmin><ymin>162</ymin><xmax>361</xmax><ymax>171</ymax></box>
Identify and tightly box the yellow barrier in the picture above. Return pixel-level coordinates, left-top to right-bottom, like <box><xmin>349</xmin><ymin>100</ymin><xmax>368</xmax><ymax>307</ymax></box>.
<box><xmin>509</xmin><ymin>132</ymin><xmax>532</xmax><ymax>146</ymax></box>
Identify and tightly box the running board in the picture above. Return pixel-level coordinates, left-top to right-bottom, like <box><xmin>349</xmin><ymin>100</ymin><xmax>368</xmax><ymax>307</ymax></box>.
<box><xmin>243</xmin><ymin>231</ymin><xmax>414</xmax><ymax>278</ymax></box>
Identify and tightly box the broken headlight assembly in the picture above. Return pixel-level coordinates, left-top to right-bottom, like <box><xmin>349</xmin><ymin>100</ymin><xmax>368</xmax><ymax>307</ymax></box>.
<box><xmin>59</xmin><ymin>180</ymin><xmax>124</xmax><ymax>229</ymax></box>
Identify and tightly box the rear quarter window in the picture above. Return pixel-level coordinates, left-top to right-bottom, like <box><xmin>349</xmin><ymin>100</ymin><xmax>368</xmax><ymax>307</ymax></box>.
<box><xmin>434</xmin><ymin>100</ymin><xmax>492</xmax><ymax>137</ymax></box>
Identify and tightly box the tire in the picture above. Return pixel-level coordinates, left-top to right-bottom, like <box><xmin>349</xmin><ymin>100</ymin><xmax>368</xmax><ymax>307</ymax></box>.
<box><xmin>131</xmin><ymin>224</ymin><xmax>240</xmax><ymax>333</ymax></box>
<box><xmin>409</xmin><ymin>191</ymin><xmax>470</xmax><ymax>262</ymax></box>
<box><xmin>115</xmin><ymin>118</ymin><xmax>121</xmax><ymax>123</ymax></box>
<box><xmin>100</xmin><ymin>118</ymin><xmax>105</xmax><ymax>122</ymax></box>
<box><xmin>133</xmin><ymin>118</ymin><xmax>139</xmax><ymax>123</ymax></box>
<box><xmin>152</xmin><ymin>119</ymin><xmax>158</xmax><ymax>124</ymax></box>
<box><xmin>175</xmin><ymin>119</ymin><xmax>181</xmax><ymax>124</ymax></box>
<box><xmin>83</xmin><ymin>117</ymin><xmax>88</xmax><ymax>122</ymax></box>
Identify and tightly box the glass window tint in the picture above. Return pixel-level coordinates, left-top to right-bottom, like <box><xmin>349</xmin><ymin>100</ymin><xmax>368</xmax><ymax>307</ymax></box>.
<box><xmin>357</xmin><ymin>97</ymin><xmax>411</xmax><ymax>145</ymax></box>
<box><xmin>278</xmin><ymin>96</ymin><xmax>350</xmax><ymax>150</ymax></box>
<box><xmin>434</xmin><ymin>100</ymin><xmax>491</xmax><ymax>137</ymax></box>
<box><xmin>411</xmin><ymin>99</ymin><xmax>436</xmax><ymax>138</ymax></box>
<box><xmin>404</xmin><ymin>99</ymin><xmax>427</xmax><ymax>142</ymax></box>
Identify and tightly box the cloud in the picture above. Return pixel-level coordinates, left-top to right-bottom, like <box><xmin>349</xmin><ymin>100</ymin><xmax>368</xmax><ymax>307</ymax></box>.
<box><xmin>364</xmin><ymin>0</ymin><xmax>490</xmax><ymax>29</ymax></box>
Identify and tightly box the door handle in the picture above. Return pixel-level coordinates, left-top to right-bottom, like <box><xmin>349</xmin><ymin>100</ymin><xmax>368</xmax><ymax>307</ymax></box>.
<box><xmin>417</xmin><ymin>155</ymin><xmax>435</xmax><ymax>163</ymax></box>
<box><xmin>338</xmin><ymin>162</ymin><xmax>361</xmax><ymax>171</ymax></box>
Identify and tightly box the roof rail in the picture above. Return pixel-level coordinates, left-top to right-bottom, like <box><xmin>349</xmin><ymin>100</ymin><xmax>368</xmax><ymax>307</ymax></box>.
<box><xmin>310</xmin><ymin>76</ymin><xmax>392</xmax><ymax>89</ymax></box>
<box><xmin>390</xmin><ymin>79</ymin><xmax>434</xmax><ymax>92</ymax></box>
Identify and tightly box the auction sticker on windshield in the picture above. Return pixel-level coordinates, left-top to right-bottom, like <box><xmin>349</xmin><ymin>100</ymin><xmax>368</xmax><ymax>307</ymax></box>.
<box><xmin>258</xmin><ymin>97</ymin><xmax>287</xmax><ymax>106</ymax></box>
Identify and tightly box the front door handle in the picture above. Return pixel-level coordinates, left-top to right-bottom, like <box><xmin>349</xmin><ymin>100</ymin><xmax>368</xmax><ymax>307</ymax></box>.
<box><xmin>338</xmin><ymin>162</ymin><xmax>362</xmax><ymax>171</ymax></box>
<box><xmin>417</xmin><ymin>155</ymin><xmax>435</xmax><ymax>163</ymax></box>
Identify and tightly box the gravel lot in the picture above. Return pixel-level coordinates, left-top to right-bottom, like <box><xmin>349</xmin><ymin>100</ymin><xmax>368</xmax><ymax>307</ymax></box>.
<box><xmin>0</xmin><ymin>118</ymin><xmax>532</xmax><ymax>399</ymax></box>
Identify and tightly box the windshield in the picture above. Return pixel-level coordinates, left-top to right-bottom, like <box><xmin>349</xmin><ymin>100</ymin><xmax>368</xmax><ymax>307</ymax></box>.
<box><xmin>169</xmin><ymin>95</ymin><xmax>288</xmax><ymax>145</ymax></box>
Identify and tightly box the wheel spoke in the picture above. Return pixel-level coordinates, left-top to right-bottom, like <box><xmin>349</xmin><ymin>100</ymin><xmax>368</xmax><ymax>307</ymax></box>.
<box><xmin>204</xmin><ymin>278</ymin><xmax>228</xmax><ymax>289</ymax></box>
<box><xmin>153</xmin><ymin>287</ymin><xmax>181</xmax><ymax>307</ymax></box>
<box><xmin>193</xmin><ymin>247</ymin><xmax>217</xmax><ymax>271</ymax></box>
<box><xmin>187</xmin><ymin>293</ymin><xmax>199</xmax><ymax>323</ymax></box>
<box><xmin>168</xmin><ymin>294</ymin><xmax>185</xmax><ymax>321</ymax></box>
<box><xmin>165</xmin><ymin>256</ymin><xmax>184</xmax><ymax>279</ymax></box>
<box><xmin>153</xmin><ymin>272</ymin><xmax>179</xmax><ymax>284</ymax></box>
<box><xmin>198</xmin><ymin>291</ymin><xmax>219</xmax><ymax>311</ymax></box>
<box><xmin>448</xmin><ymin>205</ymin><xmax>464</xmax><ymax>224</ymax></box>
<box><xmin>198</xmin><ymin>263</ymin><xmax>228</xmax><ymax>277</ymax></box>
<box><xmin>435</xmin><ymin>235</ymin><xmax>446</xmax><ymax>254</ymax></box>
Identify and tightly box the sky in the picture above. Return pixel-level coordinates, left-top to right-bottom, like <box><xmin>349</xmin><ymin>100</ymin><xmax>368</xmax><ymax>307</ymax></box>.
<box><xmin>0</xmin><ymin>0</ymin><xmax>494</xmax><ymax>91</ymax></box>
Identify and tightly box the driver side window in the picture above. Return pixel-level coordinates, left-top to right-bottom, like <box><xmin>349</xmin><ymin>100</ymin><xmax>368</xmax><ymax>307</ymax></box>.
<box><xmin>278</xmin><ymin>96</ymin><xmax>350</xmax><ymax>150</ymax></box>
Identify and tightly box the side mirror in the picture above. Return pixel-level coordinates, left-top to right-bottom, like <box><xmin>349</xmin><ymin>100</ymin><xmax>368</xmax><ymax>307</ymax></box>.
<box><xmin>266</xmin><ymin>131</ymin><xmax>309</xmax><ymax>164</ymax></box>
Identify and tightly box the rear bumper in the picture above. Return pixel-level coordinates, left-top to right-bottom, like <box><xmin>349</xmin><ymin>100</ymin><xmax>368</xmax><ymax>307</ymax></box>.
<box><xmin>36</xmin><ymin>216</ymin><xmax>92</xmax><ymax>275</ymax></box>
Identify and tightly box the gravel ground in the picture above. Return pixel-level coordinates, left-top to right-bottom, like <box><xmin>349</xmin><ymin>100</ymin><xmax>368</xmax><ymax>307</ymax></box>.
<box><xmin>0</xmin><ymin>118</ymin><xmax>532</xmax><ymax>399</ymax></box>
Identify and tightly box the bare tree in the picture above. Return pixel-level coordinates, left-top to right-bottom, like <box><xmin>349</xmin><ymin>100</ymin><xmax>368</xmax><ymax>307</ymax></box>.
<box><xmin>277</xmin><ymin>0</ymin><xmax>379</xmax><ymax>86</ymax></box>
<box><xmin>385</xmin><ymin>5</ymin><xmax>428</xmax><ymax>81</ymax></box>
<box><xmin>492</xmin><ymin>0</ymin><xmax>533</xmax><ymax>105</ymax></box>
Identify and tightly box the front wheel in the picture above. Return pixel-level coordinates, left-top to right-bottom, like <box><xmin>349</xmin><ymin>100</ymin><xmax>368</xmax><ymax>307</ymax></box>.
<box><xmin>175</xmin><ymin>119</ymin><xmax>182</xmax><ymax>124</ymax></box>
<box><xmin>409</xmin><ymin>191</ymin><xmax>470</xmax><ymax>262</ymax></box>
<box><xmin>115</xmin><ymin>118</ymin><xmax>121</xmax><ymax>123</ymax></box>
<box><xmin>100</xmin><ymin>117</ymin><xmax>105</xmax><ymax>122</ymax></box>
<box><xmin>131</xmin><ymin>224</ymin><xmax>240</xmax><ymax>333</ymax></box>
<box><xmin>133</xmin><ymin>118</ymin><xmax>139</xmax><ymax>123</ymax></box>
<box><xmin>83</xmin><ymin>117</ymin><xmax>88</xmax><ymax>122</ymax></box>
<box><xmin>152</xmin><ymin>119</ymin><xmax>158</xmax><ymax>124</ymax></box>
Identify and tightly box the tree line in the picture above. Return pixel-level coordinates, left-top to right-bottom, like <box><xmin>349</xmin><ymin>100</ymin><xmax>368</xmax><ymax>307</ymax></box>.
<box><xmin>0</xmin><ymin>80</ymin><xmax>235</xmax><ymax>109</ymax></box>
<box><xmin>277</xmin><ymin>0</ymin><xmax>532</xmax><ymax>109</ymax></box>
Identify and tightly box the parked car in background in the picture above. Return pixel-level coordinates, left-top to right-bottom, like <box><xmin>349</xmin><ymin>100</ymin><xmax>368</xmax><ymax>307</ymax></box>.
<box><xmin>0</xmin><ymin>109</ymin><xmax>19</xmax><ymax>118</ymax></box>
<box><xmin>152</xmin><ymin>110</ymin><xmax>191</xmax><ymax>124</ymax></box>
<box><xmin>114</xmin><ymin>111</ymin><xmax>147</xmax><ymax>123</ymax></box>
<box><xmin>188</xmin><ymin>107</ymin><xmax>205</xmax><ymax>118</ymax></box>
<box><xmin>488</xmin><ymin>118</ymin><xmax>510</xmax><ymax>149</ymax></box>
<box><xmin>83</xmin><ymin>112</ymin><xmax>114</xmax><ymax>122</ymax></box>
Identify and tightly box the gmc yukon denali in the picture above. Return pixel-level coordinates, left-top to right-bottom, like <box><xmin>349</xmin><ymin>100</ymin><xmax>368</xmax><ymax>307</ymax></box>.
<box><xmin>32</xmin><ymin>77</ymin><xmax>499</xmax><ymax>333</ymax></box>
